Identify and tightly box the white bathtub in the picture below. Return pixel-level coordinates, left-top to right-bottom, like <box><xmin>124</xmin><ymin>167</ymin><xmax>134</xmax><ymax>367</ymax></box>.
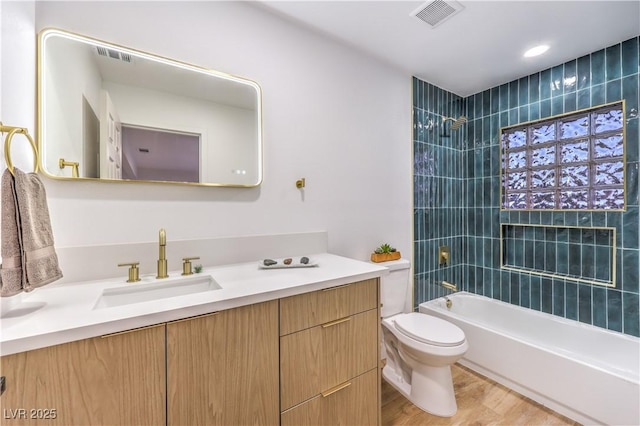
<box><xmin>419</xmin><ymin>292</ymin><xmax>640</xmax><ymax>426</ymax></box>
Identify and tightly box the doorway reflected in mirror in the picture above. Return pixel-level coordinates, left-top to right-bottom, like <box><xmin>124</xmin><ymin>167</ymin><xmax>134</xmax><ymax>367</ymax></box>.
<box><xmin>121</xmin><ymin>126</ymin><xmax>200</xmax><ymax>183</ymax></box>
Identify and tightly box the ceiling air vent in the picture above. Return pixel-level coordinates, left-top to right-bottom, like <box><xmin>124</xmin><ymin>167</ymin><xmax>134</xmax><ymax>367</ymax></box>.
<box><xmin>96</xmin><ymin>46</ymin><xmax>133</xmax><ymax>63</ymax></box>
<box><xmin>411</xmin><ymin>0</ymin><xmax>465</xmax><ymax>28</ymax></box>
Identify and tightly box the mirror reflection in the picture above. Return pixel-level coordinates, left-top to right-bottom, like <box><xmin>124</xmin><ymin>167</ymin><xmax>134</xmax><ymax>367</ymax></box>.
<box><xmin>38</xmin><ymin>29</ymin><xmax>263</xmax><ymax>187</ymax></box>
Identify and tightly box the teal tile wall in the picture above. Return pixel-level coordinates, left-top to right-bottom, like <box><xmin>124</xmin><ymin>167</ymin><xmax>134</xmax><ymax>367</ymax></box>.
<box><xmin>413</xmin><ymin>80</ymin><xmax>466</xmax><ymax>304</ymax></box>
<box><xmin>502</xmin><ymin>224</ymin><xmax>615</xmax><ymax>284</ymax></box>
<box><xmin>413</xmin><ymin>36</ymin><xmax>640</xmax><ymax>337</ymax></box>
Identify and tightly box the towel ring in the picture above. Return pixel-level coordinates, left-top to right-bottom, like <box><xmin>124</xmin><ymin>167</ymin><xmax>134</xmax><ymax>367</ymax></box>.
<box><xmin>1</xmin><ymin>123</ymin><xmax>39</xmax><ymax>176</ymax></box>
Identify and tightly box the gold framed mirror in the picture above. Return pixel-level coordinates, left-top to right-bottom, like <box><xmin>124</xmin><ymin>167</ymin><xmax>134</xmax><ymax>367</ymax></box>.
<box><xmin>38</xmin><ymin>28</ymin><xmax>263</xmax><ymax>187</ymax></box>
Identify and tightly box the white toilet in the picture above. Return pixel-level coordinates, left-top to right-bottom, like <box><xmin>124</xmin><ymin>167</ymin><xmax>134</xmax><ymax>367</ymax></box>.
<box><xmin>379</xmin><ymin>259</ymin><xmax>468</xmax><ymax>417</ymax></box>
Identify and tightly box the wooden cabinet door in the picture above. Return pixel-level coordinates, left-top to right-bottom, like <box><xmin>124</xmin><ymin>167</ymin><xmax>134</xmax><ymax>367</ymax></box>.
<box><xmin>0</xmin><ymin>324</ymin><xmax>166</xmax><ymax>426</ymax></box>
<box><xmin>167</xmin><ymin>300</ymin><xmax>279</xmax><ymax>426</ymax></box>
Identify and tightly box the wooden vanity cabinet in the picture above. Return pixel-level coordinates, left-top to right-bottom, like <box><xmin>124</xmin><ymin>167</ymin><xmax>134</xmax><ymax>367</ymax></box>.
<box><xmin>0</xmin><ymin>277</ymin><xmax>380</xmax><ymax>426</ymax></box>
<box><xmin>166</xmin><ymin>300</ymin><xmax>279</xmax><ymax>426</ymax></box>
<box><xmin>279</xmin><ymin>278</ymin><xmax>380</xmax><ymax>426</ymax></box>
<box><xmin>0</xmin><ymin>324</ymin><xmax>166</xmax><ymax>426</ymax></box>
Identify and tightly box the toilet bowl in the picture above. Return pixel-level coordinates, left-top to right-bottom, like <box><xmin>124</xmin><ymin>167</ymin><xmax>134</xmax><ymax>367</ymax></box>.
<box><xmin>376</xmin><ymin>258</ymin><xmax>468</xmax><ymax>417</ymax></box>
<box><xmin>382</xmin><ymin>312</ymin><xmax>468</xmax><ymax>417</ymax></box>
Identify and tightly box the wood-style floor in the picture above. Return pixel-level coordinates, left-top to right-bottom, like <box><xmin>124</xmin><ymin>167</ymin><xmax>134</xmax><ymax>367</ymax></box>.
<box><xmin>382</xmin><ymin>363</ymin><xmax>580</xmax><ymax>426</ymax></box>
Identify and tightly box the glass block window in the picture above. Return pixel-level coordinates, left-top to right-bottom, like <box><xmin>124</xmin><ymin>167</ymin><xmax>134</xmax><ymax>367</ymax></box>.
<box><xmin>502</xmin><ymin>102</ymin><xmax>624</xmax><ymax>210</ymax></box>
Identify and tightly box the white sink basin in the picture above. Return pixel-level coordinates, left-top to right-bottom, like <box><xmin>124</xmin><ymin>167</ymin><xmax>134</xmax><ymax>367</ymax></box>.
<box><xmin>93</xmin><ymin>275</ymin><xmax>222</xmax><ymax>309</ymax></box>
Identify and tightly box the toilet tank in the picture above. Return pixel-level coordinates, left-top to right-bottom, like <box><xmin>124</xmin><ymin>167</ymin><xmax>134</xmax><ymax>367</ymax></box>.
<box><xmin>377</xmin><ymin>258</ymin><xmax>411</xmax><ymax>318</ymax></box>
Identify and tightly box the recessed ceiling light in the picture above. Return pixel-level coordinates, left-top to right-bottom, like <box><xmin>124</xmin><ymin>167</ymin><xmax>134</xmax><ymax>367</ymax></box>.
<box><xmin>524</xmin><ymin>45</ymin><xmax>550</xmax><ymax>58</ymax></box>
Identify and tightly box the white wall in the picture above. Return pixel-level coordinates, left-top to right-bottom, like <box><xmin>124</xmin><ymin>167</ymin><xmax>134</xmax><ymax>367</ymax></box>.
<box><xmin>2</xmin><ymin>1</ymin><xmax>411</xmax><ymax>264</ymax></box>
<box><xmin>1</xmin><ymin>1</ymin><xmax>36</xmax><ymax>172</ymax></box>
<box><xmin>103</xmin><ymin>81</ymin><xmax>257</xmax><ymax>185</ymax></box>
<box><xmin>44</xmin><ymin>36</ymin><xmax>102</xmax><ymax>176</ymax></box>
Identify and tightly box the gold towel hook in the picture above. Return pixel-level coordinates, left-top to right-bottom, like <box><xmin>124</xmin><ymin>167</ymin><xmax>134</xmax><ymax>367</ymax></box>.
<box><xmin>1</xmin><ymin>123</ymin><xmax>38</xmax><ymax>176</ymax></box>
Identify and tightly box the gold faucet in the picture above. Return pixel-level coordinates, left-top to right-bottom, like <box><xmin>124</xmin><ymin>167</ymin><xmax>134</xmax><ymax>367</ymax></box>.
<box><xmin>441</xmin><ymin>280</ymin><xmax>457</xmax><ymax>291</ymax></box>
<box><xmin>157</xmin><ymin>228</ymin><xmax>168</xmax><ymax>279</ymax></box>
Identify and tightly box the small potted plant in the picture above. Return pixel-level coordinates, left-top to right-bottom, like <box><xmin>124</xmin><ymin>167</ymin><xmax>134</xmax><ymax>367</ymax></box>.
<box><xmin>371</xmin><ymin>243</ymin><xmax>401</xmax><ymax>263</ymax></box>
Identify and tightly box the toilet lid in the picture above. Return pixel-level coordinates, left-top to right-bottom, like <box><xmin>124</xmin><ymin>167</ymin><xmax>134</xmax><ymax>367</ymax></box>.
<box><xmin>395</xmin><ymin>313</ymin><xmax>465</xmax><ymax>347</ymax></box>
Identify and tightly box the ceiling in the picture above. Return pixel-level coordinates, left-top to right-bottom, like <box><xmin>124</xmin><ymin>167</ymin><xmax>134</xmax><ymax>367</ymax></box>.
<box><xmin>256</xmin><ymin>1</ymin><xmax>640</xmax><ymax>97</ymax></box>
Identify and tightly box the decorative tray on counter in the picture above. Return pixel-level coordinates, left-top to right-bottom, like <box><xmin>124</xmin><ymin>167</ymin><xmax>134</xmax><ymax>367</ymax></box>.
<box><xmin>259</xmin><ymin>257</ymin><xmax>318</xmax><ymax>269</ymax></box>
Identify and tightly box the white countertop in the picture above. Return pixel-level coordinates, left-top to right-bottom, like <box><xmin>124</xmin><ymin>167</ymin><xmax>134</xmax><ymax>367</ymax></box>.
<box><xmin>0</xmin><ymin>253</ymin><xmax>388</xmax><ymax>356</ymax></box>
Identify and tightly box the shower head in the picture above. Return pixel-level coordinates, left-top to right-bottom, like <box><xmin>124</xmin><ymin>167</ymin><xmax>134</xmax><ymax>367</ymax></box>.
<box><xmin>443</xmin><ymin>115</ymin><xmax>467</xmax><ymax>131</ymax></box>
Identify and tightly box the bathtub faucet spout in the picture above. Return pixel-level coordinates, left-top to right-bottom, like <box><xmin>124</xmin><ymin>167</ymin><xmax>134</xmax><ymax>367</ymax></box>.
<box><xmin>441</xmin><ymin>280</ymin><xmax>457</xmax><ymax>292</ymax></box>
<box><xmin>444</xmin><ymin>296</ymin><xmax>452</xmax><ymax>309</ymax></box>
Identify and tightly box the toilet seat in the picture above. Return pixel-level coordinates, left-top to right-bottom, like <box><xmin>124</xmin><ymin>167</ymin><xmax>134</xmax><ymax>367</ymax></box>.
<box><xmin>394</xmin><ymin>313</ymin><xmax>465</xmax><ymax>347</ymax></box>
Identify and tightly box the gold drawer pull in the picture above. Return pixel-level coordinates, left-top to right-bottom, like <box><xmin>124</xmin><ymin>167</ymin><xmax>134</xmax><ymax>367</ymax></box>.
<box><xmin>321</xmin><ymin>381</ymin><xmax>352</xmax><ymax>397</ymax></box>
<box><xmin>321</xmin><ymin>316</ymin><xmax>351</xmax><ymax>328</ymax></box>
<box><xmin>321</xmin><ymin>283</ymin><xmax>351</xmax><ymax>292</ymax></box>
<box><xmin>101</xmin><ymin>323</ymin><xmax>164</xmax><ymax>338</ymax></box>
<box><xmin>168</xmin><ymin>311</ymin><xmax>220</xmax><ymax>325</ymax></box>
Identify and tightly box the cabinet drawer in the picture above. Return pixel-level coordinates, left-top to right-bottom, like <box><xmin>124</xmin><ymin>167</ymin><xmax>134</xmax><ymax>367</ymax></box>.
<box><xmin>281</xmin><ymin>368</ymin><xmax>378</xmax><ymax>426</ymax></box>
<box><xmin>280</xmin><ymin>309</ymin><xmax>378</xmax><ymax>411</ymax></box>
<box><xmin>280</xmin><ymin>278</ymin><xmax>378</xmax><ymax>335</ymax></box>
